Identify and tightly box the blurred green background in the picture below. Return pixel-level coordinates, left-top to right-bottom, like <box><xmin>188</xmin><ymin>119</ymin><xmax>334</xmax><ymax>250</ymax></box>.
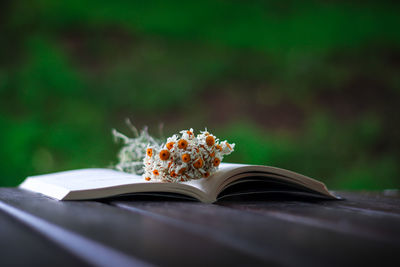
<box><xmin>1</xmin><ymin>0</ymin><xmax>399</xmax><ymax>189</ymax></box>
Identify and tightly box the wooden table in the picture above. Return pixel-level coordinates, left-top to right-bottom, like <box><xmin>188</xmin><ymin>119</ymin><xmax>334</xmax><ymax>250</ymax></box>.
<box><xmin>0</xmin><ymin>188</ymin><xmax>399</xmax><ymax>266</ymax></box>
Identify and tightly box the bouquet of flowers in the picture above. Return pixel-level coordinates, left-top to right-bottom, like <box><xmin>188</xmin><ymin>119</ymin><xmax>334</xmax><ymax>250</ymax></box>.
<box><xmin>113</xmin><ymin>121</ymin><xmax>235</xmax><ymax>183</ymax></box>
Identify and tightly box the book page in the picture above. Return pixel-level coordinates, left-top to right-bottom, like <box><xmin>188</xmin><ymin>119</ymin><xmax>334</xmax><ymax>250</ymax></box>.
<box><xmin>20</xmin><ymin>168</ymin><xmax>212</xmax><ymax>202</ymax></box>
<box><xmin>23</xmin><ymin>168</ymin><xmax>144</xmax><ymax>191</ymax></box>
<box><xmin>185</xmin><ymin>163</ymin><xmax>337</xmax><ymax>199</ymax></box>
<box><xmin>183</xmin><ymin>163</ymin><xmax>246</xmax><ymax>196</ymax></box>
<box><xmin>19</xmin><ymin>163</ymin><xmax>336</xmax><ymax>202</ymax></box>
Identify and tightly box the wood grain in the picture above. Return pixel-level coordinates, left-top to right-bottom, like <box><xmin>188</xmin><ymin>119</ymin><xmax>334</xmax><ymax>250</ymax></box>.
<box><xmin>0</xmin><ymin>188</ymin><xmax>269</xmax><ymax>266</ymax></box>
<box><xmin>1</xmin><ymin>188</ymin><xmax>399</xmax><ymax>267</ymax></box>
<box><xmin>0</xmin><ymin>209</ymin><xmax>90</xmax><ymax>267</ymax></box>
<box><xmin>110</xmin><ymin>192</ymin><xmax>400</xmax><ymax>266</ymax></box>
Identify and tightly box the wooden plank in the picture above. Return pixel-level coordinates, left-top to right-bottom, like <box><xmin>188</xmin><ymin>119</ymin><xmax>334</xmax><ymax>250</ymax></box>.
<box><xmin>334</xmin><ymin>191</ymin><xmax>400</xmax><ymax>214</ymax></box>
<box><xmin>219</xmin><ymin>190</ymin><xmax>400</xmax><ymax>214</ymax></box>
<box><xmin>0</xmin><ymin>201</ymin><xmax>150</xmax><ymax>267</ymax></box>
<box><xmin>0</xmin><ymin>210</ymin><xmax>90</xmax><ymax>267</ymax></box>
<box><xmin>0</xmin><ymin>188</ymin><xmax>269</xmax><ymax>266</ymax></box>
<box><xmin>219</xmin><ymin>198</ymin><xmax>400</xmax><ymax>243</ymax></box>
<box><xmin>110</xmin><ymin>197</ymin><xmax>400</xmax><ymax>267</ymax></box>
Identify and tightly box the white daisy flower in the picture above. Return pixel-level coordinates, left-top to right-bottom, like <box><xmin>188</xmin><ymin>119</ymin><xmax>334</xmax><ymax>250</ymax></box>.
<box><xmin>114</xmin><ymin>124</ymin><xmax>235</xmax><ymax>183</ymax></box>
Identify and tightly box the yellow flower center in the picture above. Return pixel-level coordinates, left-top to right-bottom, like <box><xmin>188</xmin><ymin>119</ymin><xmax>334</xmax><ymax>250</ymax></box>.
<box><xmin>206</xmin><ymin>136</ymin><xmax>215</xmax><ymax>147</ymax></box>
<box><xmin>178</xmin><ymin>139</ymin><xmax>188</xmax><ymax>150</ymax></box>
<box><xmin>193</xmin><ymin>158</ymin><xmax>204</xmax><ymax>168</ymax></box>
<box><xmin>181</xmin><ymin>153</ymin><xmax>191</xmax><ymax>163</ymax></box>
<box><xmin>166</xmin><ymin>142</ymin><xmax>175</xmax><ymax>150</ymax></box>
<box><xmin>213</xmin><ymin>157</ymin><xmax>221</xmax><ymax>167</ymax></box>
<box><xmin>159</xmin><ymin>150</ymin><xmax>170</xmax><ymax>160</ymax></box>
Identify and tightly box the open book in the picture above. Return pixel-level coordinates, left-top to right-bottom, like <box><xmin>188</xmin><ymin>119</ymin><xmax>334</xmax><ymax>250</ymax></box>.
<box><xmin>19</xmin><ymin>163</ymin><xmax>338</xmax><ymax>203</ymax></box>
